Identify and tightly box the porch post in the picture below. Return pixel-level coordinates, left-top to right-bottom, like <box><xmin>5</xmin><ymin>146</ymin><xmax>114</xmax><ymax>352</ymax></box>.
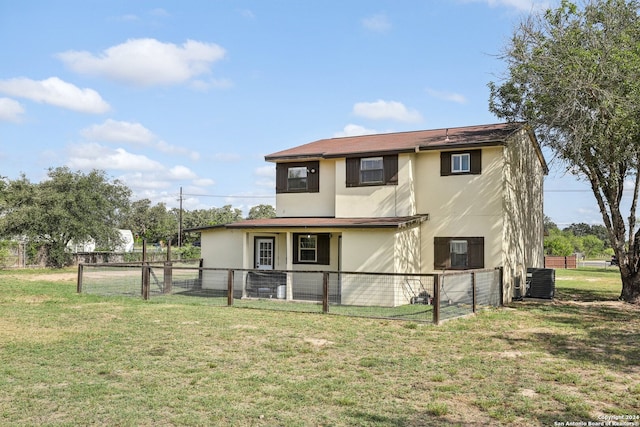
<box><xmin>241</xmin><ymin>232</ymin><xmax>250</xmax><ymax>298</ymax></box>
<box><xmin>286</xmin><ymin>231</ymin><xmax>293</xmax><ymax>300</ymax></box>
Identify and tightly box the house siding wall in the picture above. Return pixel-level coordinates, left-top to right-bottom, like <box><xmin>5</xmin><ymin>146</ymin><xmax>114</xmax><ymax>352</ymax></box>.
<box><xmin>276</xmin><ymin>160</ymin><xmax>336</xmax><ymax>217</ymax></box>
<box><xmin>335</xmin><ymin>154</ymin><xmax>416</xmax><ymax>218</ymax></box>
<box><xmin>501</xmin><ymin>130</ymin><xmax>545</xmax><ymax>301</ymax></box>
<box><xmin>340</xmin><ymin>227</ymin><xmax>420</xmax><ymax>306</ymax></box>
<box><xmin>416</xmin><ymin>147</ymin><xmax>504</xmax><ymax>274</ymax></box>
<box><xmin>200</xmin><ymin>229</ymin><xmax>244</xmax><ymax>293</ymax></box>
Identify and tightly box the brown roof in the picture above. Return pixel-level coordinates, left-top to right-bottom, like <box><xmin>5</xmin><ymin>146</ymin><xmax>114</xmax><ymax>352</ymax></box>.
<box><xmin>265</xmin><ymin>122</ymin><xmax>527</xmax><ymax>161</ymax></box>
<box><xmin>188</xmin><ymin>215</ymin><xmax>428</xmax><ymax>232</ymax></box>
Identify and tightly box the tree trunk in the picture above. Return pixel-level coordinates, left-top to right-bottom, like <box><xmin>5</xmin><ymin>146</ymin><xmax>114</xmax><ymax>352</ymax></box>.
<box><xmin>620</xmin><ymin>269</ymin><xmax>640</xmax><ymax>304</ymax></box>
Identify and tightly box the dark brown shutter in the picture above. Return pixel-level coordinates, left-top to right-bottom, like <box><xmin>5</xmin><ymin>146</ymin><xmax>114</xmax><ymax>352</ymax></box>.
<box><xmin>384</xmin><ymin>155</ymin><xmax>398</xmax><ymax>185</ymax></box>
<box><xmin>440</xmin><ymin>153</ymin><xmax>452</xmax><ymax>176</ymax></box>
<box><xmin>434</xmin><ymin>237</ymin><xmax>450</xmax><ymax>269</ymax></box>
<box><xmin>470</xmin><ymin>150</ymin><xmax>482</xmax><ymax>174</ymax></box>
<box><xmin>292</xmin><ymin>233</ymin><xmax>330</xmax><ymax>264</ymax></box>
<box><xmin>346</xmin><ymin>158</ymin><xmax>359</xmax><ymax>187</ymax></box>
<box><xmin>317</xmin><ymin>233</ymin><xmax>330</xmax><ymax>265</ymax></box>
<box><xmin>307</xmin><ymin>161</ymin><xmax>320</xmax><ymax>192</ymax></box>
<box><xmin>275</xmin><ymin>163</ymin><xmax>287</xmax><ymax>193</ymax></box>
<box><xmin>293</xmin><ymin>233</ymin><xmax>300</xmax><ymax>263</ymax></box>
<box><xmin>468</xmin><ymin>237</ymin><xmax>484</xmax><ymax>268</ymax></box>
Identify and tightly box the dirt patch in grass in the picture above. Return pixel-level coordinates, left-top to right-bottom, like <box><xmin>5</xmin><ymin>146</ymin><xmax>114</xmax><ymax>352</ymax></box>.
<box><xmin>5</xmin><ymin>272</ymin><xmax>78</xmax><ymax>282</ymax></box>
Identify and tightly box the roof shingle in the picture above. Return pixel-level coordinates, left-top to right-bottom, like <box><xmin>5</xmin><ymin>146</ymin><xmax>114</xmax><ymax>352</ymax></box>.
<box><xmin>265</xmin><ymin>122</ymin><xmax>526</xmax><ymax>161</ymax></box>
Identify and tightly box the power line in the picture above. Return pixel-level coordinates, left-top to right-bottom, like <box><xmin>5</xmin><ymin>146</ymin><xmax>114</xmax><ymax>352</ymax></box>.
<box><xmin>181</xmin><ymin>193</ymin><xmax>275</xmax><ymax>199</ymax></box>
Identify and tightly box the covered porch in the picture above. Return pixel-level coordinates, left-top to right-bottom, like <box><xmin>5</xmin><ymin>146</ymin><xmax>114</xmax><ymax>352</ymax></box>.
<box><xmin>195</xmin><ymin>215</ymin><xmax>427</xmax><ymax>306</ymax></box>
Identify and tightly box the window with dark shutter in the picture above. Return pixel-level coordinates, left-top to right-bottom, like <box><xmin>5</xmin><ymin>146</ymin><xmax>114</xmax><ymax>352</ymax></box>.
<box><xmin>440</xmin><ymin>150</ymin><xmax>481</xmax><ymax>176</ymax></box>
<box><xmin>434</xmin><ymin>237</ymin><xmax>484</xmax><ymax>270</ymax></box>
<box><xmin>293</xmin><ymin>233</ymin><xmax>330</xmax><ymax>265</ymax></box>
<box><xmin>275</xmin><ymin>161</ymin><xmax>319</xmax><ymax>193</ymax></box>
<box><xmin>346</xmin><ymin>154</ymin><xmax>398</xmax><ymax>187</ymax></box>
<box><xmin>434</xmin><ymin>237</ymin><xmax>450</xmax><ymax>269</ymax></box>
<box><xmin>467</xmin><ymin>237</ymin><xmax>484</xmax><ymax>269</ymax></box>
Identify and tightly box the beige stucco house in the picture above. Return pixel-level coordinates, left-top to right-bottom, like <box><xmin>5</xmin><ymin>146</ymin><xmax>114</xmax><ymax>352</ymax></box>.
<box><xmin>194</xmin><ymin>122</ymin><xmax>547</xmax><ymax>304</ymax></box>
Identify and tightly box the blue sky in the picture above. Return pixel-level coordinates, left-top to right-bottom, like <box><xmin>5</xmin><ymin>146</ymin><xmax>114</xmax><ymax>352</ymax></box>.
<box><xmin>0</xmin><ymin>0</ymin><xmax>609</xmax><ymax>227</ymax></box>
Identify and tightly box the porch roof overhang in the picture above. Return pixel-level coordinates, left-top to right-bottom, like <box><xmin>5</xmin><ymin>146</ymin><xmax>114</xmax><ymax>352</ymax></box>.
<box><xmin>186</xmin><ymin>215</ymin><xmax>428</xmax><ymax>232</ymax></box>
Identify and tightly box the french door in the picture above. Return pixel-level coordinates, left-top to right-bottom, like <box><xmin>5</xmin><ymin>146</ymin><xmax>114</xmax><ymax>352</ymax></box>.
<box><xmin>255</xmin><ymin>237</ymin><xmax>275</xmax><ymax>270</ymax></box>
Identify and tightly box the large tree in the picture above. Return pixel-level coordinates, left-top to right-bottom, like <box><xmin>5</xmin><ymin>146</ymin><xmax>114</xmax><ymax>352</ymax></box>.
<box><xmin>0</xmin><ymin>167</ymin><xmax>131</xmax><ymax>267</ymax></box>
<box><xmin>489</xmin><ymin>0</ymin><xmax>640</xmax><ymax>303</ymax></box>
<box><xmin>247</xmin><ymin>204</ymin><xmax>276</xmax><ymax>219</ymax></box>
<box><xmin>119</xmin><ymin>199</ymin><xmax>179</xmax><ymax>245</ymax></box>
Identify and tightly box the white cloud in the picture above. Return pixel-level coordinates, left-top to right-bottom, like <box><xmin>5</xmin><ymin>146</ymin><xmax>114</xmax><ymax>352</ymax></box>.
<box><xmin>155</xmin><ymin>140</ymin><xmax>201</xmax><ymax>160</ymax></box>
<box><xmin>362</xmin><ymin>13</ymin><xmax>391</xmax><ymax>32</ymax></box>
<box><xmin>193</xmin><ymin>178</ymin><xmax>215</xmax><ymax>186</ymax></box>
<box><xmin>67</xmin><ymin>143</ymin><xmax>163</xmax><ymax>171</ymax></box>
<box><xmin>462</xmin><ymin>0</ymin><xmax>549</xmax><ymax>12</ymax></box>
<box><xmin>334</xmin><ymin>124</ymin><xmax>379</xmax><ymax>137</ymax></box>
<box><xmin>212</xmin><ymin>152</ymin><xmax>242</xmax><ymax>162</ymax></box>
<box><xmin>255</xmin><ymin>178</ymin><xmax>274</xmax><ymax>188</ymax></box>
<box><xmin>150</xmin><ymin>8</ymin><xmax>170</xmax><ymax>17</ymax></box>
<box><xmin>168</xmin><ymin>165</ymin><xmax>197</xmax><ymax>180</ymax></box>
<box><xmin>190</xmin><ymin>77</ymin><xmax>234</xmax><ymax>91</ymax></box>
<box><xmin>255</xmin><ymin>165</ymin><xmax>275</xmax><ymax>177</ymax></box>
<box><xmin>426</xmin><ymin>88</ymin><xmax>468</xmax><ymax>104</ymax></box>
<box><xmin>239</xmin><ymin>9</ymin><xmax>256</xmax><ymax>19</ymax></box>
<box><xmin>80</xmin><ymin>119</ymin><xmax>200</xmax><ymax>160</ymax></box>
<box><xmin>116</xmin><ymin>14</ymin><xmax>139</xmax><ymax>22</ymax></box>
<box><xmin>118</xmin><ymin>172</ymin><xmax>171</xmax><ymax>190</ymax></box>
<box><xmin>0</xmin><ymin>77</ymin><xmax>110</xmax><ymax>114</ymax></box>
<box><xmin>353</xmin><ymin>100</ymin><xmax>422</xmax><ymax>123</ymax></box>
<box><xmin>0</xmin><ymin>97</ymin><xmax>25</xmax><ymax>122</ymax></box>
<box><xmin>81</xmin><ymin>119</ymin><xmax>155</xmax><ymax>143</ymax></box>
<box><xmin>57</xmin><ymin>38</ymin><xmax>226</xmax><ymax>87</ymax></box>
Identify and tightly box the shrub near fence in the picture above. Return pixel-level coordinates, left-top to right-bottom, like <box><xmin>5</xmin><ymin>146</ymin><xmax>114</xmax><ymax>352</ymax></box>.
<box><xmin>77</xmin><ymin>263</ymin><xmax>503</xmax><ymax>324</ymax></box>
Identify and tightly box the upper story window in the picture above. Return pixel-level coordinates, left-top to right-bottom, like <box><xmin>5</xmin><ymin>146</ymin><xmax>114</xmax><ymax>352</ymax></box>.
<box><xmin>346</xmin><ymin>154</ymin><xmax>398</xmax><ymax>187</ymax></box>
<box><xmin>275</xmin><ymin>161</ymin><xmax>319</xmax><ymax>194</ymax></box>
<box><xmin>287</xmin><ymin>167</ymin><xmax>307</xmax><ymax>191</ymax></box>
<box><xmin>451</xmin><ymin>153</ymin><xmax>470</xmax><ymax>173</ymax></box>
<box><xmin>441</xmin><ymin>150</ymin><xmax>481</xmax><ymax>176</ymax></box>
<box><xmin>360</xmin><ymin>157</ymin><xmax>384</xmax><ymax>184</ymax></box>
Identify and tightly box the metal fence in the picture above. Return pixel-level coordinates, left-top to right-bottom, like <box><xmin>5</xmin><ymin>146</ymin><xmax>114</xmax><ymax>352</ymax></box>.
<box><xmin>77</xmin><ymin>263</ymin><xmax>503</xmax><ymax>324</ymax></box>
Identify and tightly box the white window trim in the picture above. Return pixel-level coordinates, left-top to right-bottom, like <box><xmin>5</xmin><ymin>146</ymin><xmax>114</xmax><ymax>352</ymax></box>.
<box><xmin>360</xmin><ymin>156</ymin><xmax>384</xmax><ymax>184</ymax></box>
<box><xmin>450</xmin><ymin>240</ymin><xmax>468</xmax><ymax>268</ymax></box>
<box><xmin>287</xmin><ymin>166</ymin><xmax>308</xmax><ymax>190</ymax></box>
<box><xmin>298</xmin><ymin>235</ymin><xmax>317</xmax><ymax>262</ymax></box>
<box><xmin>451</xmin><ymin>153</ymin><xmax>471</xmax><ymax>173</ymax></box>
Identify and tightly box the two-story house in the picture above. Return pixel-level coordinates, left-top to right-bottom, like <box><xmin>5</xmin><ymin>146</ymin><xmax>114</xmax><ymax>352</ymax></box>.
<box><xmin>194</xmin><ymin>122</ymin><xmax>547</xmax><ymax>304</ymax></box>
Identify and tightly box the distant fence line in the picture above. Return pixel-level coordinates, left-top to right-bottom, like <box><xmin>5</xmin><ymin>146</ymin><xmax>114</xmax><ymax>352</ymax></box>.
<box><xmin>544</xmin><ymin>255</ymin><xmax>577</xmax><ymax>269</ymax></box>
<box><xmin>77</xmin><ymin>262</ymin><xmax>503</xmax><ymax>325</ymax></box>
<box><xmin>72</xmin><ymin>251</ymin><xmax>179</xmax><ymax>265</ymax></box>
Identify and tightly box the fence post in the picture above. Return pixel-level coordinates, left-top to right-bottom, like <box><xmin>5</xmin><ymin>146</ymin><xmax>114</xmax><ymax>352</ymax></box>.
<box><xmin>322</xmin><ymin>272</ymin><xmax>329</xmax><ymax>313</ymax></box>
<box><xmin>164</xmin><ymin>242</ymin><xmax>172</xmax><ymax>294</ymax></box>
<box><xmin>472</xmin><ymin>271</ymin><xmax>477</xmax><ymax>314</ymax></box>
<box><xmin>227</xmin><ymin>269</ymin><xmax>234</xmax><ymax>306</ymax></box>
<box><xmin>142</xmin><ymin>265</ymin><xmax>150</xmax><ymax>300</ymax></box>
<box><xmin>433</xmin><ymin>274</ymin><xmax>440</xmax><ymax>325</ymax></box>
<box><xmin>499</xmin><ymin>267</ymin><xmax>504</xmax><ymax>306</ymax></box>
<box><xmin>141</xmin><ymin>239</ymin><xmax>147</xmax><ymax>296</ymax></box>
<box><xmin>198</xmin><ymin>258</ymin><xmax>204</xmax><ymax>288</ymax></box>
<box><xmin>77</xmin><ymin>263</ymin><xmax>84</xmax><ymax>293</ymax></box>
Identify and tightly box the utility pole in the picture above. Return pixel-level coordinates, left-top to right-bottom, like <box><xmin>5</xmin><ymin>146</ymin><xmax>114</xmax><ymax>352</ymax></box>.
<box><xmin>178</xmin><ymin>186</ymin><xmax>183</xmax><ymax>248</ymax></box>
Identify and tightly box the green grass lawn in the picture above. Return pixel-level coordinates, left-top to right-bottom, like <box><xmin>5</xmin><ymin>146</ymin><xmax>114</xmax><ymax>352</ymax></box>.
<box><xmin>0</xmin><ymin>267</ymin><xmax>638</xmax><ymax>426</ymax></box>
